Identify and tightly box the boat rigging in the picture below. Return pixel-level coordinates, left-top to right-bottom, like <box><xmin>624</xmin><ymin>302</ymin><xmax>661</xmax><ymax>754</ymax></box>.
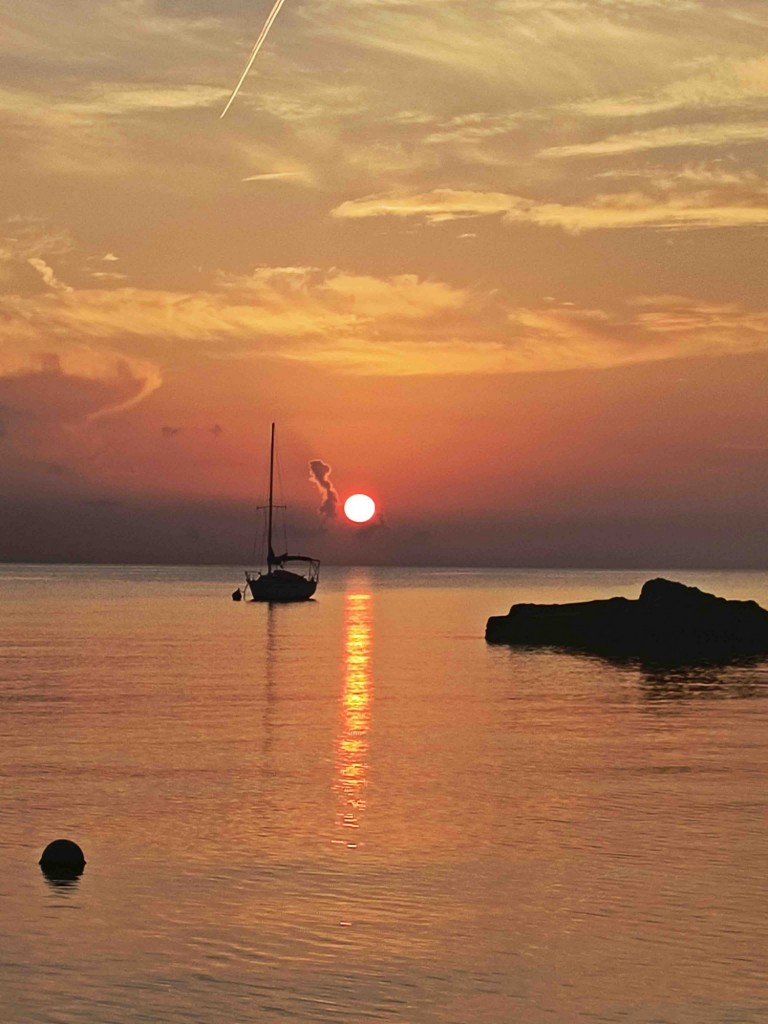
<box><xmin>233</xmin><ymin>423</ymin><xmax>319</xmax><ymax>602</ymax></box>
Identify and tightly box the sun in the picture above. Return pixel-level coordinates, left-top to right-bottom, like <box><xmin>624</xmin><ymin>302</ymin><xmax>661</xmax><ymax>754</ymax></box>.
<box><xmin>344</xmin><ymin>493</ymin><xmax>376</xmax><ymax>524</ymax></box>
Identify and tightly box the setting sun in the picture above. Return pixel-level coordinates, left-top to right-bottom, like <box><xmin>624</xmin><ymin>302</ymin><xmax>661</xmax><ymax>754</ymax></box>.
<box><xmin>344</xmin><ymin>494</ymin><xmax>376</xmax><ymax>524</ymax></box>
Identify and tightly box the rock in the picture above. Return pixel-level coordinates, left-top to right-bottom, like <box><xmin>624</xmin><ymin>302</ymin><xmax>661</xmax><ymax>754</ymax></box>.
<box><xmin>485</xmin><ymin>578</ymin><xmax>768</xmax><ymax>661</ymax></box>
<box><xmin>39</xmin><ymin>838</ymin><xmax>86</xmax><ymax>877</ymax></box>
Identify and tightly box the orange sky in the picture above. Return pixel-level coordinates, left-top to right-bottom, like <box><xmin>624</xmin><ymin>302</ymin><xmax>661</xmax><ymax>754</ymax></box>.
<box><xmin>1</xmin><ymin>0</ymin><xmax>768</xmax><ymax>565</ymax></box>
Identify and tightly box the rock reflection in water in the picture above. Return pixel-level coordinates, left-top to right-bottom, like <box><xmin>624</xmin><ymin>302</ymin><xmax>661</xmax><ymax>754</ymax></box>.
<box><xmin>638</xmin><ymin>657</ymin><xmax>768</xmax><ymax>704</ymax></box>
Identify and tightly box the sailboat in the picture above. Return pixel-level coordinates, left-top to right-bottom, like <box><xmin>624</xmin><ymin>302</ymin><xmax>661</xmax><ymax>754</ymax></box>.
<box><xmin>239</xmin><ymin>423</ymin><xmax>320</xmax><ymax>602</ymax></box>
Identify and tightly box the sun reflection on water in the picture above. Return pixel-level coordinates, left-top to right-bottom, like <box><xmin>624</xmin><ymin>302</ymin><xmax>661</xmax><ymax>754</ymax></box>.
<box><xmin>334</xmin><ymin>590</ymin><xmax>373</xmax><ymax>848</ymax></box>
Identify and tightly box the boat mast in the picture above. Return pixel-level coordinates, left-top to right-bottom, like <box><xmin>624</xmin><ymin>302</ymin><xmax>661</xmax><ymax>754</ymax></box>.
<box><xmin>267</xmin><ymin>421</ymin><xmax>275</xmax><ymax>570</ymax></box>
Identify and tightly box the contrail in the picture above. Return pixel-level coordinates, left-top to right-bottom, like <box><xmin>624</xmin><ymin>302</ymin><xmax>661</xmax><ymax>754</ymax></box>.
<box><xmin>220</xmin><ymin>0</ymin><xmax>288</xmax><ymax>119</ymax></box>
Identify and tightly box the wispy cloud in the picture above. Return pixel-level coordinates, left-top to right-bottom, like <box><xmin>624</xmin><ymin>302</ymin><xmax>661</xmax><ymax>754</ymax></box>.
<box><xmin>0</xmin><ymin>348</ymin><xmax>162</xmax><ymax>424</ymax></box>
<box><xmin>2</xmin><ymin>261</ymin><xmax>767</xmax><ymax>381</ymax></box>
<box><xmin>2</xmin><ymin>3</ymin><xmax>768</xmax><ymax>384</ymax></box>
<box><xmin>0</xmin><ymin>220</ymin><xmax>74</xmax><ymax>264</ymax></box>
<box><xmin>504</xmin><ymin>297</ymin><xmax>768</xmax><ymax>372</ymax></box>
<box><xmin>0</xmin><ymin>266</ymin><xmax>483</xmax><ymax>375</ymax></box>
<box><xmin>541</xmin><ymin>121</ymin><xmax>768</xmax><ymax>159</ymax></box>
<box><xmin>570</xmin><ymin>55</ymin><xmax>768</xmax><ymax>120</ymax></box>
<box><xmin>630</xmin><ymin>294</ymin><xmax>768</xmax><ymax>338</ymax></box>
<box><xmin>333</xmin><ymin>189</ymin><xmax>523</xmax><ymax>223</ymax></box>
<box><xmin>332</xmin><ymin>184</ymin><xmax>768</xmax><ymax>232</ymax></box>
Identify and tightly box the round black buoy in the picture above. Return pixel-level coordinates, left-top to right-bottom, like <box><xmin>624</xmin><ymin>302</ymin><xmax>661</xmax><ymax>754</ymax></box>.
<box><xmin>232</xmin><ymin>588</ymin><xmax>243</xmax><ymax>602</ymax></box>
<box><xmin>39</xmin><ymin>839</ymin><xmax>86</xmax><ymax>878</ymax></box>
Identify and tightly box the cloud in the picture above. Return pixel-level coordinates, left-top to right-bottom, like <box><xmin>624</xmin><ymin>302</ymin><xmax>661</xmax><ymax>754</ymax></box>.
<box><xmin>0</xmin><ymin>221</ymin><xmax>79</xmax><ymax>293</ymax></box>
<box><xmin>0</xmin><ymin>265</ymin><xmax>474</xmax><ymax>352</ymax></box>
<box><xmin>28</xmin><ymin>257</ymin><xmax>73</xmax><ymax>293</ymax></box>
<box><xmin>597</xmin><ymin>164</ymin><xmax>766</xmax><ymax>189</ymax></box>
<box><xmin>504</xmin><ymin>297</ymin><xmax>768</xmax><ymax>372</ymax></box>
<box><xmin>304</xmin><ymin>0</ymin><xmax>704</xmax><ymax>100</ymax></box>
<box><xmin>0</xmin><ymin>81</ymin><xmax>229</xmax><ymax>127</ymax></box>
<box><xmin>0</xmin><ymin>221</ymin><xmax>74</xmax><ymax>263</ymax></box>
<box><xmin>630</xmin><ymin>295</ymin><xmax>768</xmax><ymax>338</ymax></box>
<box><xmin>332</xmin><ymin>181</ymin><xmax>768</xmax><ymax>232</ymax></box>
<box><xmin>308</xmin><ymin>459</ymin><xmax>339</xmax><ymax>519</ymax></box>
<box><xmin>516</xmin><ymin>194</ymin><xmax>768</xmax><ymax>233</ymax></box>
<box><xmin>0</xmin><ymin>80</ymin><xmax>236</xmax><ymax>189</ymax></box>
<box><xmin>2</xmin><ymin>258</ymin><xmax>768</xmax><ymax>381</ymax></box>
<box><xmin>0</xmin><ymin>347</ymin><xmax>162</xmax><ymax>423</ymax></box>
<box><xmin>332</xmin><ymin>189</ymin><xmax>524</xmax><ymax>223</ymax></box>
<box><xmin>0</xmin><ymin>264</ymin><xmax>494</xmax><ymax>378</ymax></box>
<box><xmin>570</xmin><ymin>55</ymin><xmax>768</xmax><ymax>120</ymax></box>
<box><xmin>540</xmin><ymin>122</ymin><xmax>768</xmax><ymax>160</ymax></box>
<box><xmin>2</xmin><ymin>0</ymin><xmax>766</xmax><ymax>216</ymax></box>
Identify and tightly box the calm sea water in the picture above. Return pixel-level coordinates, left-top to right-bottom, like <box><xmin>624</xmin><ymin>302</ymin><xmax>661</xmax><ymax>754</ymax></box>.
<box><xmin>1</xmin><ymin>564</ymin><xmax>767</xmax><ymax>1024</ymax></box>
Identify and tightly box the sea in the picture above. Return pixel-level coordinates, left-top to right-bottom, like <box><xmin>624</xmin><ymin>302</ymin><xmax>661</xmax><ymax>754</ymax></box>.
<box><xmin>1</xmin><ymin>564</ymin><xmax>766</xmax><ymax>1024</ymax></box>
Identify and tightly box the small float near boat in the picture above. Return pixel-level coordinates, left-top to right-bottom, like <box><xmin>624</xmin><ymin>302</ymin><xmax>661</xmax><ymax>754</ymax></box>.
<box><xmin>234</xmin><ymin>422</ymin><xmax>319</xmax><ymax>603</ymax></box>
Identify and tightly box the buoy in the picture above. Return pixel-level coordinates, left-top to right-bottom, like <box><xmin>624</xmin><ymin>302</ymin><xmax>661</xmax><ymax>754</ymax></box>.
<box><xmin>232</xmin><ymin>588</ymin><xmax>243</xmax><ymax>602</ymax></box>
<box><xmin>39</xmin><ymin>838</ymin><xmax>86</xmax><ymax>876</ymax></box>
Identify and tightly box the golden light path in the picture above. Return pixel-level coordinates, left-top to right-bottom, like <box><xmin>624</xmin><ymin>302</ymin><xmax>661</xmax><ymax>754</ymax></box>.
<box><xmin>334</xmin><ymin>588</ymin><xmax>373</xmax><ymax>850</ymax></box>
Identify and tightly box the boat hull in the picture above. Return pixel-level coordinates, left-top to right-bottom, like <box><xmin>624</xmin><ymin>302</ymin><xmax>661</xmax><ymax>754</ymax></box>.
<box><xmin>246</xmin><ymin>571</ymin><xmax>317</xmax><ymax>603</ymax></box>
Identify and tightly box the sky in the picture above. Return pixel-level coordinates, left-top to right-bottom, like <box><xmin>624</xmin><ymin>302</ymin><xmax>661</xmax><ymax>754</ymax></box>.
<box><xmin>1</xmin><ymin>0</ymin><xmax>768</xmax><ymax>566</ymax></box>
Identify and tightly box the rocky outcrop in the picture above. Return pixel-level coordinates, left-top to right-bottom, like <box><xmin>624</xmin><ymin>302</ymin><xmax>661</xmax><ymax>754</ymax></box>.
<box><xmin>485</xmin><ymin>578</ymin><xmax>768</xmax><ymax>661</ymax></box>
